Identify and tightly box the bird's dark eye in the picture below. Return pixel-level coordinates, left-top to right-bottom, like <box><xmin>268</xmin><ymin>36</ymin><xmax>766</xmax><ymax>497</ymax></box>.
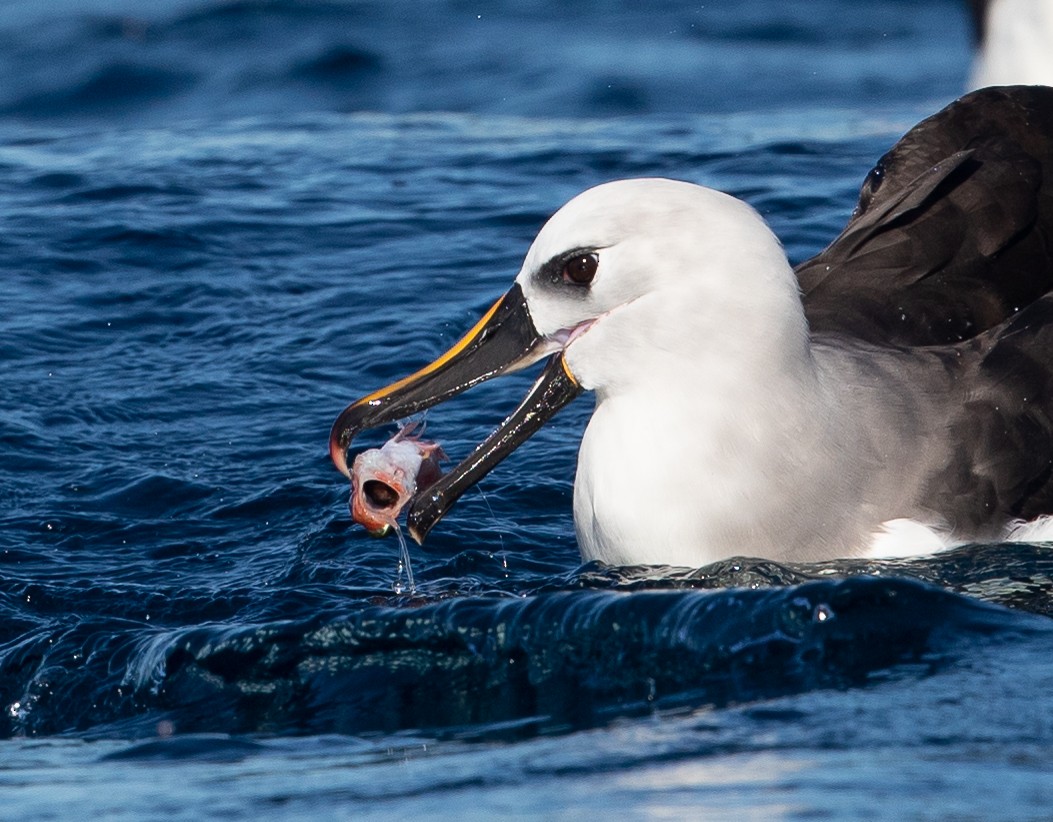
<box><xmin>563</xmin><ymin>253</ymin><xmax>598</xmax><ymax>285</ymax></box>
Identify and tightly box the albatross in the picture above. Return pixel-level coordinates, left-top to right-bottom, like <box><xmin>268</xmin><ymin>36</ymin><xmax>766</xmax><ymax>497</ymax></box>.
<box><xmin>330</xmin><ymin>85</ymin><xmax>1053</xmax><ymax>567</ymax></box>
<box><xmin>969</xmin><ymin>0</ymin><xmax>1053</xmax><ymax>88</ymax></box>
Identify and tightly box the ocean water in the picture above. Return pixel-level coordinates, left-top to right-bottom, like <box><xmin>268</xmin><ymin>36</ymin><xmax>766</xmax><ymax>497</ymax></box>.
<box><xmin>4</xmin><ymin>0</ymin><xmax>1052</xmax><ymax>818</ymax></box>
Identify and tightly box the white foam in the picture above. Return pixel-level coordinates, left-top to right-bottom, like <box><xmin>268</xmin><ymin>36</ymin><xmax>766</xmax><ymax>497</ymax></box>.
<box><xmin>867</xmin><ymin>518</ymin><xmax>955</xmax><ymax>559</ymax></box>
<box><xmin>1004</xmin><ymin>514</ymin><xmax>1053</xmax><ymax>543</ymax></box>
<box><xmin>867</xmin><ymin>514</ymin><xmax>1053</xmax><ymax>560</ymax></box>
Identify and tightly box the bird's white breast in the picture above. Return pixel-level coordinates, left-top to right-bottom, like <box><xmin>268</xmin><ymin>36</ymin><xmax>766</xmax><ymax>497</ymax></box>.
<box><xmin>570</xmin><ymin>344</ymin><xmax>850</xmax><ymax>567</ymax></box>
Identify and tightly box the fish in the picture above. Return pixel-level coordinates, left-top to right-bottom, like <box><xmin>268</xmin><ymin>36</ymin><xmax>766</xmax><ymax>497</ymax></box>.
<box><xmin>349</xmin><ymin>423</ymin><xmax>445</xmax><ymax>537</ymax></box>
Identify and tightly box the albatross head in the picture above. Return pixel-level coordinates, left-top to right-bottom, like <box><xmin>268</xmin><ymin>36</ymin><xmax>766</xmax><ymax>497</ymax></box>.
<box><xmin>330</xmin><ymin>178</ymin><xmax>810</xmax><ymax>549</ymax></box>
<box><xmin>517</xmin><ymin>178</ymin><xmax>806</xmax><ymax>395</ymax></box>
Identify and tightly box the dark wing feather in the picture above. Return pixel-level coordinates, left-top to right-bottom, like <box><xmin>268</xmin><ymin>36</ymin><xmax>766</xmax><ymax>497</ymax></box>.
<box><xmin>922</xmin><ymin>297</ymin><xmax>1053</xmax><ymax>530</ymax></box>
<box><xmin>797</xmin><ymin>86</ymin><xmax>1053</xmax><ymax>346</ymax></box>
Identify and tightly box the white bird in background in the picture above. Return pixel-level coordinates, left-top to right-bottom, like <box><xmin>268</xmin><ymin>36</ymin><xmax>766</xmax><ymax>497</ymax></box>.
<box><xmin>969</xmin><ymin>0</ymin><xmax>1053</xmax><ymax>87</ymax></box>
<box><xmin>331</xmin><ymin>86</ymin><xmax>1053</xmax><ymax>568</ymax></box>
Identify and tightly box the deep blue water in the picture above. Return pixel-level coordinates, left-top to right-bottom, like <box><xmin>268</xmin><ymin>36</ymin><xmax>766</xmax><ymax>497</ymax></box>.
<box><xmin>4</xmin><ymin>0</ymin><xmax>1053</xmax><ymax>818</ymax></box>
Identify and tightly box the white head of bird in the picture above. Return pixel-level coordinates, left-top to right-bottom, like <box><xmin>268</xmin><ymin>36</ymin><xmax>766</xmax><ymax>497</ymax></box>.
<box><xmin>517</xmin><ymin>178</ymin><xmax>812</xmax><ymax>396</ymax></box>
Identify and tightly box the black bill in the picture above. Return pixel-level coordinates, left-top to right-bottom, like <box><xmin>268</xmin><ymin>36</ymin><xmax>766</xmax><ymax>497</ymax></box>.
<box><xmin>406</xmin><ymin>353</ymin><xmax>581</xmax><ymax>542</ymax></box>
<box><xmin>330</xmin><ymin>282</ymin><xmax>583</xmax><ymax>542</ymax></box>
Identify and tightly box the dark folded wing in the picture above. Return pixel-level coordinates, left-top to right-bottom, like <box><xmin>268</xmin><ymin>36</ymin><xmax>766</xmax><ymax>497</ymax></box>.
<box><xmin>797</xmin><ymin>85</ymin><xmax>1053</xmax><ymax>346</ymax></box>
<box><xmin>921</xmin><ymin>297</ymin><xmax>1053</xmax><ymax>528</ymax></box>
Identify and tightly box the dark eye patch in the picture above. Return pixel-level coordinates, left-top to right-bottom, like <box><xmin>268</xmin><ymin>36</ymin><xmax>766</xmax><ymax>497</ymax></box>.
<box><xmin>534</xmin><ymin>248</ymin><xmax>600</xmax><ymax>291</ymax></box>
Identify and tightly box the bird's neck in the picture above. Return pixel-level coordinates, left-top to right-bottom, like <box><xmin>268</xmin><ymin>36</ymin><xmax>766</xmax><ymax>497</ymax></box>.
<box><xmin>572</xmin><ymin>300</ymin><xmax>855</xmax><ymax>566</ymax></box>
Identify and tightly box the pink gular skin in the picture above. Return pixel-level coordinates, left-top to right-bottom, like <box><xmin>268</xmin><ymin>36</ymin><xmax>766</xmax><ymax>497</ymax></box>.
<box><xmin>349</xmin><ymin>426</ymin><xmax>445</xmax><ymax>536</ymax></box>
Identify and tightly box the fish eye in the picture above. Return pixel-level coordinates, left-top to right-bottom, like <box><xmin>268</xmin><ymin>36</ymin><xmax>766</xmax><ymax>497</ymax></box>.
<box><xmin>563</xmin><ymin>252</ymin><xmax>599</xmax><ymax>286</ymax></box>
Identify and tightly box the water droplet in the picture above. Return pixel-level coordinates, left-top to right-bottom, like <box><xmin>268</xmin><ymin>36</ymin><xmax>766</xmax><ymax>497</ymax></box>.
<box><xmin>814</xmin><ymin>603</ymin><xmax>835</xmax><ymax>622</ymax></box>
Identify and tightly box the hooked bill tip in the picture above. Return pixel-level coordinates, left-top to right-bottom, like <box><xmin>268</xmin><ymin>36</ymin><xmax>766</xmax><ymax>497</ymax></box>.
<box><xmin>329</xmin><ymin>431</ymin><xmax>351</xmax><ymax>477</ymax></box>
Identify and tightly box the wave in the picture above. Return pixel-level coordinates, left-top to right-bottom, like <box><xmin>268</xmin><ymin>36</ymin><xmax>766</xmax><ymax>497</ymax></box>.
<box><xmin>2</xmin><ymin>565</ymin><xmax>1046</xmax><ymax>739</ymax></box>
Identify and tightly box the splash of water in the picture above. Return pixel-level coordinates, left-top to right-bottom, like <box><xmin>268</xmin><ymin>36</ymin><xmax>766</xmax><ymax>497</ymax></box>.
<box><xmin>476</xmin><ymin>484</ymin><xmax>506</xmax><ymax>553</ymax></box>
<box><xmin>392</xmin><ymin>521</ymin><xmax>416</xmax><ymax>595</ymax></box>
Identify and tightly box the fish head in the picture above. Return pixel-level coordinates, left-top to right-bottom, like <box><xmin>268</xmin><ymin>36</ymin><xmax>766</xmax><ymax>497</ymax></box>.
<box><xmin>349</xmin><ymin>443</ymin><xmax>422</xmax><ymax>536</ymax></box>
